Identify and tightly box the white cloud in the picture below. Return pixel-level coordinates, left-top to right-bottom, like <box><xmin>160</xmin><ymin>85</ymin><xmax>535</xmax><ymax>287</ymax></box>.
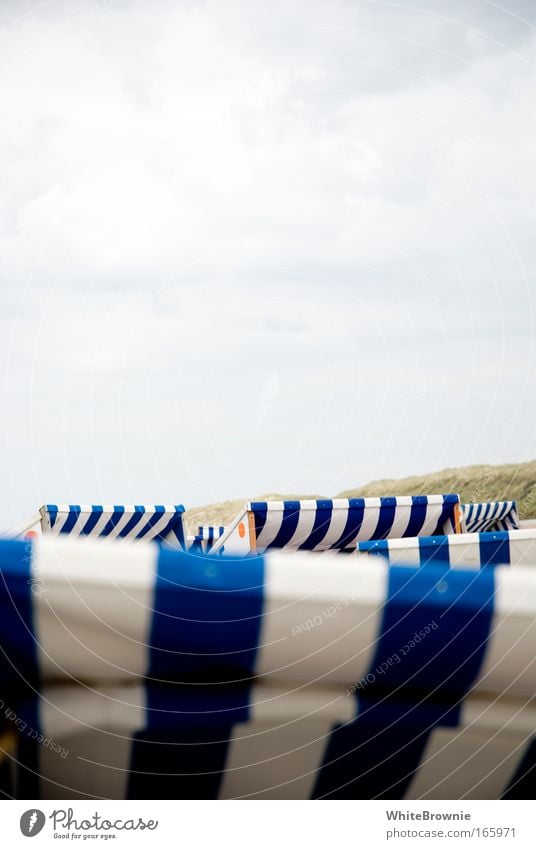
<box><xmin>0</xmin><ymin>0</ymin><xmax>535</xmax><ymax>526</ymax></box>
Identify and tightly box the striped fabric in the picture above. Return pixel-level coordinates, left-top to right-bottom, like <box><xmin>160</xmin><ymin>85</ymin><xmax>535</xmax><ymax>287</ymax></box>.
<box><xmin>463</xmin><ymin>501</ymin><xmax>519</xmax><ymax>534</ymax></box>
<box><xmin>1</xmin><ymin>536</ymin><xmax>534</xmax><ymax>800</ymax></box>
<box><xmin>197</xmin><ymin>525</ymin><xmax>226</xmax><ymax>540</ymax></box>
<box><xmin>7</xmin><ymin>685</ymin><xmax>533</xmax><ymax>801</ymax></box>
<box><xmin>8</xmin><ymin>504</ymin><xmax>186</xmax><ymax>550</ymax></box>
<box><xmin>358</xmin><ymin>529</ymin><xmax>536</xmax><ymax>570</ymax></box>
<box><xmin>213</xmin><ymin>495</ymin><xmax>464</xmax><ymax>555</ymax></box>
<box><xmin>188</xmin><ymin>525</ymin><xmax>226</xmax><ymax>554</ymax></box>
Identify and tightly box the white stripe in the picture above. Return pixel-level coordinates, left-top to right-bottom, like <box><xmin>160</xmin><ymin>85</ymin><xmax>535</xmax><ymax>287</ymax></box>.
<box><xmin>355</xmin><ymin>504</ymin><xmax>382</xmax><ymax>541</ymax></box>
<box><xmin>317</xmin><ymin>502</ymin><xmax>351</xmax><ymax>549</ymax></box>
<box><xmin>406</xmin><ymin>698</ymin><xmax>535</xmax><ymax>800</ymax></box>
<box><xmin>447</xmin><ymin>534</ymin><xmax>482</xmax><ymax>568</ymax></box>
<box><xmin>221</xmin><ymin>723</ymin><xmax>333</xmax><ymax>799</ymax></box>
<box><xmin>390</xmin><ymin>537</ymin><xmax>421</xmax><ymax>566</ymax></box>
<box><xmin>478</xmin><ymin>565</ymin><xmax>536</xmax><ymax>699</ymax></box>
<box><xmin>418</xmin><ymin>506</ymin><xmax>446</xmax><ymax>537</ymax></box>
<box><xmin>100</xmin><ymin>510</ymin><xmax>135</xmax><ymax>539</ymax></box>
<box><xmin>406</xmin><ymin>727</ymin><xmax>528</xmax><ymax>800</ymax></box>
<box><xmin>388</xmin><ymin>505</ymin><xmax>414</xmax><ymax>538</ymax></box>
<box><xmin>255</xmin><ymin>552</ymin><xmax>384</xmax><ymax>686</ymax></box>
<box><xmin>53</xmin><ymin>511</ymin><xmax>85</xmax><ymax>536</ymax></box>
<box><xmin>33</xmin><ymin>536</ymin><xmax>156</xmax><ymax>682</ymax></box>
<box><xmin>331</xmin><ymin>498</ymin><xmax>366</xmax><ymax>509</ymax></box>
<box><xmin>220</xmin><ymin>685</ymin><xmax>354</xmax><ymax>799</ymax></box>
<box><xmin>508</xmin><ymin>532</ymin><xmax>536</xmax><ymax>568</ymax></box>
<box><xmin>286</xmin><ymin>507</ymin><xmax>319</xmax><ymax>550</ymax></box>
<box><xmin>41</xmin><ymin>684</ymin><xmax>146</xmax><ymax>740</ymax></box>
<box><xmin>255</xmin><ymin>506</ymin><xmax>285</xmax><ymax>549</ymax></box>
<box><xmin>39</xmin><ymin>683</ymin><xmax>145</xmax><ymax>800</ymax></box>
<box><xmin>130</xmin><ymin>510</ymin><xmax>170</xmax><ymax>541</ymax></box>
<box><xmin>84</xmin><ymin>510</ymin><xmax>114</xmax><ymax>538</ymax></box>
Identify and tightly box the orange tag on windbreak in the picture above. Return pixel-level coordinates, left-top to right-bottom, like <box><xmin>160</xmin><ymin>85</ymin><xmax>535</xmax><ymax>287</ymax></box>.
<box><xmin>24</xmin><ymin>530</ymin><xmax>38</xmax><ymax>540</ymax></box>
<box><xmin>238</xmin><ymin>522</ymin><xmax>246</xmax><ymax>538</ymax></box>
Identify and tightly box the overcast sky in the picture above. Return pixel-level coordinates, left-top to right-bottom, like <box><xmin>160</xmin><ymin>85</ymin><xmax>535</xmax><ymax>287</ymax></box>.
<box><xmin>1</xmin><ymin>0</ymin><xmax>535</xmax><ymax>527</ymax></box>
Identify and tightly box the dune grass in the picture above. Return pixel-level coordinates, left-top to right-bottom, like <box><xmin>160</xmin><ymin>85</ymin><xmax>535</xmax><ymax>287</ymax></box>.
<box><xmin>184</xmin><ymin>460</ymin><xmax>536</xmax><ymax>532</ymax></box>
<box><xmin>337</xmin><ymin>460</ymin><xmax>536</xmax><ymax>518</ymax></box>
<box><xmin>184</xmin><ymin>493</ymin><xmax>324</xmax><ymax>534</ymax></box>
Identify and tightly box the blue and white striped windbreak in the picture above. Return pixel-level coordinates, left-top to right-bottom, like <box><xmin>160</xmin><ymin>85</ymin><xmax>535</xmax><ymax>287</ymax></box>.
<box><xmin>0</xmin><ymin>535</ymin><xmax>534</xmax><ymax>800</ymax></box>
<box><xmin>6</xmin><ymin>504</ymin><xmax>186</xmax><ymax>550</ymax></box>
<box><xmin>188</xmin><ymin>525</ymin><xmax>226</xmax><ymax>553</ymax></box>
<box><xmin>462</xmin><ymin>501</ymin><xmax>519</xmax><ymax>534</ymax></box>
<box><xmin>358</xmin><ymin>528</ymin><xmax>536</xmax><ymax>570</ymax></box>
<box><xmin>212</xmin><ymin>495</ymin><xmax>464</xmax><ymax>555</ymax></box>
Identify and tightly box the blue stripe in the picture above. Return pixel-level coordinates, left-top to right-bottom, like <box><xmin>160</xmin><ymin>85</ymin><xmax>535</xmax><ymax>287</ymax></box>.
<box><xmin>431</xmin><ymin>496</ymin><xmax>458</xmax><ymax>535</ymax></box>
<box><xmin>502</xmin><ymin>738</ymin><xmax>536</xmax><ymax>799</ymax></box>
<box><xmin>249</xmin><ymin>502</ymin><xmax>268</xmax><ymax>544</ymax></box>
<box><xmin>358</xmin><ymin>540</ymin><xmax>390</xmax><ymax>560</ymax></box>
<box><xmin>372</xmin><ymin>564</ymin><xmax>494</xmax><ymax>697</ymax></box>
<box><xmin>404</xmin><ymin>496</ymin><xmax>429</xmax><ymax>537</ymax></box>
<box><xmin>313</xmin><ymin>715</ymin><xmax>432</xmax><ymax>800</ymax></box>
<box><xmin>476</xmin><ymin>505</ymin><xmax>484</xmax><ymax>527</ymax></box>
<box><xmin>99</xmin><ymin>506</ymin><xmax>125</xmax><ymax>536</ymax></box>
<box><xmin>0</xmin><ymin>540</ymin><xmax>41</xmax><ymax>798</ymax></box>
<box><xmin>152</xmin><ymin>510</ymin><xmax>185</xmax><ymax>549</ymax></box>
<box><xmin>147</xmin><ymin>548</ymin><xmax>264</xmax><ymax>686</ymax></box>
<box><xmin>196</xmin><ymin>526</ymin><xmax>225</xmax><ymax>552</ymax></box>
<box><xmin>265</xmin><ymin>501</ymin><xmax>301</xmax><ymax>549</ymax></box>
<box><xmin>510</xmin><ymin>502</ymin><xmax>519</xmax><ymax>529</ymax></box>
<box><xmin>129</xmin><ymin>548</ymin><xmax>265</xmax><ymax>799</ymax></box>
<box><xmin>418</xmin><ymin>535</ymin><xmax>451</xmax><ymax>567</ymax></box>
<box><xmin>118</xmin><ymin>506</ymin><xmax>146</xmax><ymax>538</ymax></box>
<box><xmin>499</xmin><ymin>503</ymin><xmax>510</xmax><ymax>528</ymax></box>
<box><xmin>505</xmin><ymin>505</ymin><xmax>519</xmax><ymax>530</ymax></box>
<box><xmin>480</xmin><ymin>502</ymin><xmax>492</xmax><ymax>530</ymax></box>
<box><xmin>45</xmin><ymin>505</ymin><xmax>58</xmax><ymax>529</ymax></box>
<box><xmin>479</xmin><ymin>531</ymin><xmax>511</xmax><ymax>567</ymax></box>
<box><xmin>0</xmin><ymin>757</ymin><xmax>13</xmax><ymax>798</ymax></box>
<box><xmin>464</xmin><ymin>502</ymin><xmax>519</xmax><ymax>534</ymax></box>
<box><xmin>134</xmin><ymin>506</ymin><xmax>166</xmax><ymax>540</ymax></box>
<box><xmin>129</xmin><ymin>724</ymin><xmax>240</xmax><ymax>800</ymax></box>
<box><xmin>0</xmin><ymin>540</ymin><xmax>40</xmax><ymax>713</ymax></box>
<box><xmin>313</xmin><ymin>563</ymin><xmax>494</xmax><ymax>799</ymax></box>
<box><xmin>80</xmin><ymin>505</ymin><xmax>104</xmax><ymax>536</ymax></box>
<box><xmin>299</xmin><ymin>500</ymin><xmax>333</xmax><ymax>550</ymax></box>
<box><xmin>331</xmin><ymin>499</ymin><xmax>366</xmax><ymax>550</ymax></box>
<box><xmin>59</xmin><ymin>505</ymin><xmax>81</xmax><ymax>534</ymax></box>
<box><xmin>370</xmin><ymin>497</ymin><xmax>397</xmax><ymax>541</ymax></box>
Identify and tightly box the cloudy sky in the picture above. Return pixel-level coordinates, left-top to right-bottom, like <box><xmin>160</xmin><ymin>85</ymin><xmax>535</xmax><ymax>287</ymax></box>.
<box><xmin>1</xmin><ymin>0</ymin><xmax>535</xmax><ymax>527</ymax></box>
